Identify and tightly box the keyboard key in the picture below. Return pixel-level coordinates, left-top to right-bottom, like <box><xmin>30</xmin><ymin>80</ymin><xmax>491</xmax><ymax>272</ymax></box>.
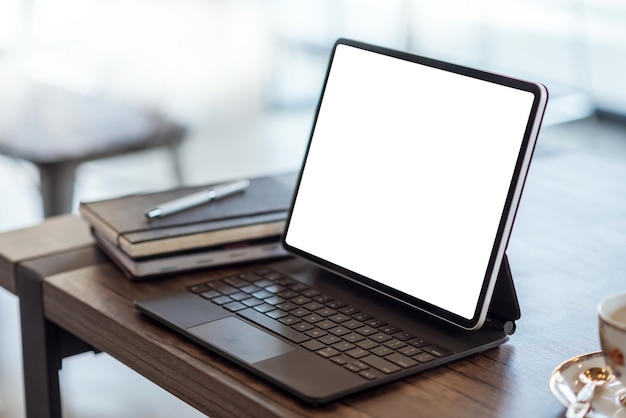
<box><xmin>263</xmin><ymin>271</ymin><xmax>285</xmax><ymax>280</ymax></box>
<box><xmin>329</xmin><ymin>326</ymin><xmax>351</xmax><ymax>336</ymax></box>
<box><xmin>291</xmin><ymin>308</ymin><xmax>312</xmax><ymax>317</ymax></box>
<box><xmin>302</xmin><ymin>314</ymin><xmax>324</xmax><ymax>324</ymax></box>
<box><xmin>223</xmin><ymin>275</ymin><xmax>249</xmax><ymax>288</ymax></box>
<box><xmin>276</xmin><ymin>302</ymin><xmax>298</xmax><ymax>311</ymax></box>
<box><xmin>292</xmin><ymin>322</ymin><xmax>314</xmax><ymax>332</ymax></box>
<box><xmin>370</xmin><ymin>346</ymin><xmax>393</xmax><ymax>357</ymax></box>
<box><xmin>302</xmin><ymin>339</ymin><xmax>326</xmax><ymax>351</ymax></box>
<box><xmin>301</xmin><ymin>289</ymin><xmax>321</xmax><ymax>298</ymax></box>
<box><xmin>263</xmin><ymin>296</ymin><xmax>285</xmax><ymax>306</ymax></box>
<box><xmin>330</xmin><ymin>356</ymin><xmax>348</xmax><ymax>365</ymax></box>
<box><xmin>263</xmin><ymin>271</ymin><xmax>284</xmax><ymax>281</ymax></box>
<box><xmin>264</xmin><ymin>284</ymin><xmax>286</xmax><ymax>294</ymax></box>
<box><xmin>223</xmin><ymin>301</ymin><xmax>246</xmax><ymax>312</ymax></box>
<box><xmin>352</xmin><ymin>312</ymin><xmax>373</xmax><ymax>321</ymax></box>
<box><xmin>328</xmin><ymin>314</ymin><xmax>350</xmax><ymax>323</ymax></box>
<box><xmin>380</xmin><ymin>325</ymin><xmax>401</xmax><ymax>334</ymax></box>
<box><xmin>356</xmin><ymin>339</ymin><xmax>379</xmax><ymax>350</ymax></box>
<box><xmin>251</xmin><ymin>290</ymin><xmax>274</xmax><ymax>300</ymax></box>
<box><xmin>392</xmin><ymin>331</ymin><xmax>415</xmax><ymax>341</ymax></box>
<box><xmin>303</xmin><ymin>301</ymin><xmax>324</xmax><ymax>311</ymax></box>
<box><xmin>414</xmin><ymin>352</ymin><xmax>436</xmax><ymax>363</ymax></box>
<box><xmin>209</xmin><ymin>282</ymin><xmax>238</xmax><ymax>295</ymax></box>
<box><xmin>278</xmin><ymin>316</ymin><xmax>301</xmax><ymax>325</ymax></box>
<box><xmin>351</xmin><ymin>360</ymin><xmax>370</xmax><ymax>370</ymax></box>
<box><xmin>407</xmin><ymin>337</ymin><xmax>431</xmax><ymax>348</ymax></box>
<box><xmin>355</xmin><ymin>326</ymin><xmax>377</xmax><ymax>336</ymax></box>
<box><xmin>289</xmin><ymin>283</ymin><xmax>309</xmax><ymax>292</ymax></box>
<box><xmin>422</xmin><ymin>345</ymin><xmax>452</xmax><ymax>357</ymax></box>
<box><xmin>241</xmin><ymin>284</ymin><xmax>261</xmax><ymax>294</ymax></box>
<box><xmin>211</xmin><ymin>295</ymin><xmax>233</xmax><ymax>305</ymax></box>
<box><xmin>399</xmin><ymin>346</ymin><xmax>422</xmax><ymax>356</ymax></box>
<box><xmin>241</xmin><ymin>298</ymin><xmax>264</xmax><ymax>307</ymax></box>
<box><xmin>229</xmin><ymin>292</ymin><xmax>250</xmax><ymax>301</ymax></box>
<box><xmin>252</xmin><ymin>279</ymin><xmax>274</xmax><ymax>288</ymax></box>
<box><xmin>316</xmin><ymin>347</ymin><xmax>341</xmax><ymax>358</ymax></box>
<box><xmin>238</xmin><ymin>308</ymin><xmax>309</xmax><ymax>343</ymax></box>
<box><xmin>385</xmin><ymin>352</ymin><xmax>418</xmax><ymax>368</ymax></box>
<box><xmin>315</xmin><ymin>308</ymin><xmax>337</xmax><ymax>317</ymax></box>
<box><xmin>317</xmin><ymin>320</ymin><xmax>338</xmax><ymax>330</ymax></box>
<box><xmin>370</xmin><ymin>333</ymin><xmax>392</xmax><ymax>343</ymax></box>
<box><xmin>365</xmin><ymin>319</ymin><xmax>387</xmax><ymax>328</ymax></box>
<box><xmin>319</xmin><ymin>334</ymin><xmax>341</xmax><ymax>345</ymax></box>
<box><xmin>332</xmin><ymin>341</ymin><xmax>356</xmax><ymax>352</ymax></box>
<box><xmin>277</xmin><ymin>290</ymin><xmax>299</xmax><ymax>299</ymax></box>
<box><xmin>359</xmin><ymin>370</ymin><xmax>378</xmax><ymax>380</ymax></box>
<box><xmin>326</xmin><ymin>300</ymin><xmax>347</xmax><ymax>309</ymax></box>
<box><xmin>313</xmin><ymin>295</ymin><xmax>333</xmax><ymax>303</ymax></box>
<box><xmin>361</xmin><ymin>355</ymin><xmax>401</xmax><ymax>374</ymax></box>
<box><xmin>253</xmin><ymin>303</ymin><xmax>275</xmax><ymax>313</ymax></box>
<box><xmin>343</xmin><ymin>333</ymin><xmax>365</xmax><ymax>343</ymax></box>
<box><xmin>266</xmin><ymin>309</ymin><xmax>288</xmax><ymax>319</ymax></box>
<box><xmin>344</xmin><ymin>363</ymin><xmax>362</xmax><ymax>372</ymax></box>
<box><xmin>291</xmin><ymin>296</ymin><xmax>312</xmax><ymax>305</ymax></box>
<box><xmin>305</xmin><ymin>328</ymin><xmax>327</xmax><ymax>338</ymax></box>
<box><xmin>188</xmin><ymin>283</ymin><xmax>210</xmax><ymax>293</ymax></box>
<box><xmin>346</xmin><ymin>348</ymin><xmax>369</xmax><ymax>359</ymax></box>
<box><xmin>384</xmin><ymin>339</ymin><xmax>407</xmax><ymax>350</ymax></box>
<box><xmin>239</xmin><ymin>272</ymin><xmax>263</xmax><ymax>281</ymax></box>
<box><xmin>339</xmin><ymin>306</ymin><xmax>359</xmax><ymax>315</ymax></box>
<box><xmin>199</xmin><ymin>290</ymin><xmax>221</xmax><ymax>300</ymax></box>
<box><xmin>274</xmin><ymin>276</ymin><xmax>295</xmax><ymax>286</ymax></box>
<box><xmin>343</xmin><ymin>320</ymin><xmax>363</xmax><ymax>330</ymax></box>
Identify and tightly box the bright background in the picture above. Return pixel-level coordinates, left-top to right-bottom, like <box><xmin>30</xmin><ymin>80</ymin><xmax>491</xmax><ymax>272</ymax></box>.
<box><xmin>1</xmin><ymin>1</ymin><xmax>625</xmax><ymax>417</ymax></box>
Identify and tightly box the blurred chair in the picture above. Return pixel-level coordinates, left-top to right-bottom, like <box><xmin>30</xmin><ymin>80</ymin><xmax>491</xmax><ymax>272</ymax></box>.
<box><xmin>0</xmin><ymin>76</ymin><xmax>187</xmax><ymax>217</ymax></box>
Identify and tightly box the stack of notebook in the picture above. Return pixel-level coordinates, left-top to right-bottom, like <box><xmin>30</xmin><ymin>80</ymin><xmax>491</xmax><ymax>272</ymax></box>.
<box><xmin>79</xmin><ymin>173</ymin><xmax>296</xmax><ymax>279</ymax></box>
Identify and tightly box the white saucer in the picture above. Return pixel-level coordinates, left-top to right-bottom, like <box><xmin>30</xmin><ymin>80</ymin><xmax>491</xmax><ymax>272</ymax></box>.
<box><xmin>550</xmin><ymin>351</ymin><xmax>626</xmax><ymax>418</ymax></box>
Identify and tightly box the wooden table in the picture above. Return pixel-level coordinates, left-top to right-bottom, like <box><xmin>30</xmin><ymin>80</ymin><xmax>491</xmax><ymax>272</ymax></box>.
<box><xmin>2</xmin><ymin>148</ymin><xmax>626</xmax><ymax>417</ymax></box>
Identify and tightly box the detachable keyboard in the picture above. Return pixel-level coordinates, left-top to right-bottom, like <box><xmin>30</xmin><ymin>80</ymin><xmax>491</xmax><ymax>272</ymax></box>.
<box><xmin>187</xmin><ymin>267</ymin><xmax>452</xmax><ymax>379</ymax></box>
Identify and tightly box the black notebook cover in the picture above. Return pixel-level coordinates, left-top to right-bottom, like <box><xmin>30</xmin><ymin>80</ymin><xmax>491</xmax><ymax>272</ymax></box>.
<box><xmin>79</xmin><ymin>172</ymin><xmax>296</xmax><ymax>258</ymax></box>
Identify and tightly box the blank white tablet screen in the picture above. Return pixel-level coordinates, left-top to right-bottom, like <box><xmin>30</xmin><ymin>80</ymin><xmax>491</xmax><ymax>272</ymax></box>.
<box><xmin>285</xmin><ymin>43</ymin><xmax>535</xmax><ymax>321</ymax></box>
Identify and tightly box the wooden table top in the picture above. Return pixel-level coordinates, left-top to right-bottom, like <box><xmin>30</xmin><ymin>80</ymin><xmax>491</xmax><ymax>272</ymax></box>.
<box><xmin>4</xmin><ymin>148</ymin><xmax>626</xmax><ymax>417</ymax></box>
<box><xmin>0</xmin><ymin>215</ymin><xmax>94</xmax><ymax>293</ymax></box>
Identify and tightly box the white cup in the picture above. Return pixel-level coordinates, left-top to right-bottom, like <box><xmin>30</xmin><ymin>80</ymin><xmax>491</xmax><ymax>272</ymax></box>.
<box><xmin>599</xmin><ymin>293</ymin><xmax>626</xmax><ymax>389</ymax></box>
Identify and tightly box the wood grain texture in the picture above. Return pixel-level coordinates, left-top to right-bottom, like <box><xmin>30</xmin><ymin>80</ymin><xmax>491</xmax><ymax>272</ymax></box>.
<box><xmin>20</xmin><ymin>149</ymin><xmax>626</xmax><ymax>416</ymax></box>
<box><xmin>0</xmin><ymin>215</ymin><xmax>93</xmax><ymax>293</ymax></box>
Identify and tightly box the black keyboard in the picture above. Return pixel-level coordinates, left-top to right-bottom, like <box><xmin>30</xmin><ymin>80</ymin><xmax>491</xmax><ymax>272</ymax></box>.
<box><xmin>187</xmin><ymin>268</ymin><xmax>452</xmax><ymax>379</ymax></box>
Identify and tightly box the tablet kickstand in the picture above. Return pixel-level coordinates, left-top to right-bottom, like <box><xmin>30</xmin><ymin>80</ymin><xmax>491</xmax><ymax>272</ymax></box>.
<box><xmin>485</xmin><ymin>254</ymin><xmax>521</xmax><ymax>335</ymax></box>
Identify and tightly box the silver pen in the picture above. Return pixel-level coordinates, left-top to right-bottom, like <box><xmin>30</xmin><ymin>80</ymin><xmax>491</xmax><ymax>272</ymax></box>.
<box><xmin>146</xmin><ymin>179</ymin><xmax>250</xmax><ymax>219</ymax></box>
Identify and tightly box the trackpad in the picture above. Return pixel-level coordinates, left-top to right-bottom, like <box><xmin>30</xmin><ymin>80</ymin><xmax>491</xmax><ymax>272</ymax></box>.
<box><xmin>187</xmin><ymin>316</ymin><xmax>296</xmax><ymax>364</ymax></box>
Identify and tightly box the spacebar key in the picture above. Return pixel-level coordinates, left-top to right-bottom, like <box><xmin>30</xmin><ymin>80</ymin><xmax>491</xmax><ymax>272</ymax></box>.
<box><xmin>238</xmin><ymin>308</ymin><xmax>310</xmax><ymax>343</ymax></box>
